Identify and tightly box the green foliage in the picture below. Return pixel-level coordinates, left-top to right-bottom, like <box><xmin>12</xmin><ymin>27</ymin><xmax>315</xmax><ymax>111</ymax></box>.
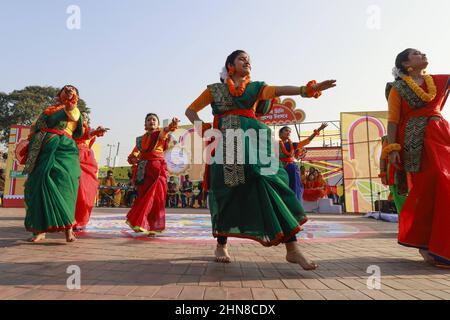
<box><xmin>0</xmin><ymin>86</ymin><xmax>90</xmax><ymax>145</ymax></box>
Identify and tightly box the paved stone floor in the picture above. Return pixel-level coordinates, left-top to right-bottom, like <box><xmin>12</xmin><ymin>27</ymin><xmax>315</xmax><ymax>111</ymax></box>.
<box><xmin>1</xmin><ymin>207</ymin><xmax>450</xmax><ymax>300</ymax></box>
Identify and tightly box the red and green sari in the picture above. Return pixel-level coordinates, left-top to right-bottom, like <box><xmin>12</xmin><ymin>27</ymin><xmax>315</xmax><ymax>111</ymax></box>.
<box><xmin>205</xmin><ymin>81</ymin><xmax>307</xmax><ymax>246</ymax></box>
<box><xmin>24</xmin><ymin>106</ymin><xmax>84</xmax><ymax>234</ymax></box>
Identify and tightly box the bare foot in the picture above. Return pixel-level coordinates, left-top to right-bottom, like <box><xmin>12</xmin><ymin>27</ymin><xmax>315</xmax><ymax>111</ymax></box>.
<box><xmin>419</xmin><ymin>249</ymin><xmax>450</xmax><ymax>269</ymax></box>
<box><xmin>27</xmin><ymin>233</ymin><xmax>46</xmax><ymax>243</ymax></box>
<box><xmin>65</xmin><ymin>229</ymin><xmax>77</xmax><ymax>243</ymax></box>
<box><xmin>419</xmin><ymin>249</ymin><xmax>434</xmax><ymax>264</ymax></box>
<box><xmin>285</xmin><ymin>244</ymin><xmax>318</xmax><ymax>271</ymax></box>
<box><xmin>215</xmin><ymin>244</ymin><xmax>231</xmax><ymax>263</ymax></box>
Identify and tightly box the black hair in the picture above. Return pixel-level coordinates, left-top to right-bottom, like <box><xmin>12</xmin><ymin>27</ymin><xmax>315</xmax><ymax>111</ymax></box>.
<box><xmin>107</xmin><ymin>170</ymin><xmax>113</xmax><ymax>174</ymax></box>
<box><xmin>395</xmin><ymin>48</ymin><xmax>414</xmax><ymax>80</ymax></box>
<box><xmin>57</xmin><ymin>85</ymin><xmax>79</xmax><ymax>98</ymax></box>
<box><xmin>145</xmin><ymin>113</ymin><xmax>160</xmax><ymax>124</ymax></box>
<box><xmin>279</xmin><ymin>126</ymin><xmax>291</xmax><ymax>136</ymax></box>
<box><xmin>221</xmin><ymin>50</ymin><xmax>247</xmax><ymax>83</ymax></box>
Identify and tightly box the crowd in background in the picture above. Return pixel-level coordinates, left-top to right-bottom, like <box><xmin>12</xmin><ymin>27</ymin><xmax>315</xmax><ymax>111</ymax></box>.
<box><xmin>167</xmin><ymin>175</ymin><xmax>207</xmax><ymax>209</ymax></box>
<box><xmin>96</xmin><ymin>171</ymin><xmax>206</xmax><ymax>209</ymax></box>
<box><xmin>93</xmin><ymin>167</ymin><xmax>341</xmax><ymax>209</ymax></box>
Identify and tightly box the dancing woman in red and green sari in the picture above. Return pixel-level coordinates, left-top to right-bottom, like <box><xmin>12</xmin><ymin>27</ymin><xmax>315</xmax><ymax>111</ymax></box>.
<box><xmin>126</xmin><ymin>114</ymin><xmax>178</xmax><ymax>234</ymax></box>
<box><xmin>185</xmin><ymin>50</ymin><xmax>336</xmax><ymax>270</ymax></box>
<box><xmin>385</xmin><ymin>48</ymin><xmax>450</xmax><ymax>267</ymax></box>
<box><xmin>24</xmin><ymin>85</ymin><xmax>84</xmax><ymax>242</ymax></box>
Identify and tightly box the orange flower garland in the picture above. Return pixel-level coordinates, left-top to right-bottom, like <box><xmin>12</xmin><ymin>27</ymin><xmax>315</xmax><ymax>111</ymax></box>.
<box><xmin>279</xmin><ymin>139</ymin><xmax>294</xmax><ymax>157</ymax></box>
<box><xmin>226</xmin><ymin>76</ymin><xmax>251</xmax><ymax>97</ymax></box>
<box><xmin>402</xmin><ymin>75</ymin><xmax>437</xmax><ymax>103</ymax></box>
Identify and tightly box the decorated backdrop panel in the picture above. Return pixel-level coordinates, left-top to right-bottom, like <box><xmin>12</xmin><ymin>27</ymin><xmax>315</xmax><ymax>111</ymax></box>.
<box><xmin>341</xmin><ymin>112</ymin><xmax>389</xmax><ymax>213</ymax></box>
<box><xmin>3</xmin><ymin>125</ymin><xmax>101</xmax><ymax>208</ymax></box>
<box><xmin>3</xmin><ymin>125</ymin><xmax>29</xmax><ymax>207</ymax></box>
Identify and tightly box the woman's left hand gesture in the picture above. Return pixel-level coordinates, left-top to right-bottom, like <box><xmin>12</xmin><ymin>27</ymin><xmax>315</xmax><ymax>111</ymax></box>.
<box><xmin>313</xmin><ymin>80</ymin><xmax>337</xmax><ymax>92</ymax></box>
<box><xmin>93</xmin><ymin>126</ymin><xmax>109</xmax><ymax>137</ymax></box>
<box><xmin>167</xmin><ymin>117</ymin><xmax>180</xmax><ymax>132</ymax></box>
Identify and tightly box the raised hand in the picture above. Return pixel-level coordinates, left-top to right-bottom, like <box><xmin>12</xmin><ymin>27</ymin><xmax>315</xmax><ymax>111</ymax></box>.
<box><xmin>129</xmin><ymin>156</ymin><xmax>139</xmax><ymax>165</ymax></box>
<box><xmin>93</xmin><ymin>126</ymin><xmax>110</xmax><ymax>137</ymax></box>
<box><xmin>313</xmin><ymin>80</ymin><xmax>337</xmax><ymax>92</ymax></box>
<box><xmin>167</xmin><ymin>117</ymin><xmax>180</xmax><ymax>132</ymax></box>
<box><xmin>318</xmin><ymin>122</ymin><xmax>328</xmax><ymax>131</ymax></box>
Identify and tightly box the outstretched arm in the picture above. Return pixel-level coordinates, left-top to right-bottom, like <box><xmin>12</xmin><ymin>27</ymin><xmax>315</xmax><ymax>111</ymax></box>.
<box><xmin>297</xmin><ymin>123</ymin><xmax>328</xmax><ymax>148</ymax></box>
<box><xmin>91</xmin><ymin>126</ymin><xmax>110</xmax><ymax>138</ymax></box>
<box><xmin>274</xmin><ymin>80</ymin><xmax>336</xmax><ymax>97</ymax></box>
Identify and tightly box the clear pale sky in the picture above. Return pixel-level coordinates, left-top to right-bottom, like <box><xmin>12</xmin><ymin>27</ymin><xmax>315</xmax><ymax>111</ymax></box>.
<box><xmin>1</xmin><ymin>0</ymin><xmax>449</xmax><ymax>165</ymax></box>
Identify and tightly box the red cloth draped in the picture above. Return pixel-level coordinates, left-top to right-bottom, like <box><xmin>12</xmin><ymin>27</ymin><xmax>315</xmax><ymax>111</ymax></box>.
<box><xmin>398</xmin><ymin>75</ymin><xmax>450</xmax><ymax>262</ymax></box>
<box><xmin>74</xmin><ymin>143</ymin><xmax>99</xmax><ymax>229</ymax></box>
<box><xmin>399</xmin><ymin>119</ymin><xmax>450</xmax><ymax>261</ymax></box>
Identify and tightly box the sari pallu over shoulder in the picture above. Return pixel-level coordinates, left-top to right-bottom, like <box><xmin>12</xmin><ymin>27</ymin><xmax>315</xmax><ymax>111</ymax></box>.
<box><xmin>24</xmin><ymin>109</ymin><xmax>84</xmax><ymax>175</ymax></box>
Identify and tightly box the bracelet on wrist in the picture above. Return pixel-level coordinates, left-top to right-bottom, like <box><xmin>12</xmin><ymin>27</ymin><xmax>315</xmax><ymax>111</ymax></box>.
<box><xmin>306</xmin><ymin>80</ymin><xmax>322</xmax><ymax>99</ymax></box>
<box><xmin>381</xmin><ymin>143</ymin><xmax>401</xmax><ymax>160</ymax></box>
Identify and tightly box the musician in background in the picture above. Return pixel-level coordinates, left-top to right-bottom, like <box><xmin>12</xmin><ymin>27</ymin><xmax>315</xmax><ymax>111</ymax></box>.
<box><xmin>180</xmin><ymin>174</ymin><xmax>194</xmax><ymax>208</ymax></box>
<box><xmin>167</xmin><ymin>176</ymin><xmax>179</xmax><ymax>208</ymax></box>
<box><xmin>100</xmin><ymin>170</ymin><xmax>121</xmax><ymax>207</ymax></box>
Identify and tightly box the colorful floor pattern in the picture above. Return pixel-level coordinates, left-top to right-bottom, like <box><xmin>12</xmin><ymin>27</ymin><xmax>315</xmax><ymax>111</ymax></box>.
<box><xmin>77</xmin><ymin>213</ymin><xmax>368</xmax><ymax>243</ymax></box>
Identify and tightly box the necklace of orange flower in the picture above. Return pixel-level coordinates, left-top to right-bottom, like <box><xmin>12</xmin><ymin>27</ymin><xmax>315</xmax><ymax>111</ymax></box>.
<box><xmin>280</xmin><ymin>139</ymin><xmax>295</xmax><ymax>157</ymax></box>
<box><xmin>226</xmin><ymin>67</ymin><xmax>251</xmax><ymax>97</ymax></box>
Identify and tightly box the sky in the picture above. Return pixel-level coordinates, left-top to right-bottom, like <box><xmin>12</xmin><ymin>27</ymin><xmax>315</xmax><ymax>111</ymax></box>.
<box><xmin>1</xmin><ymin>0</ymin><xmax>449</xmax><ymax>166</ymax></box>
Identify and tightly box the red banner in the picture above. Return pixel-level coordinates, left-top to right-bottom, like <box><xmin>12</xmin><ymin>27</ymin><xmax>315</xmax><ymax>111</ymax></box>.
<box><xmin>257</xmin><ymin>98</ymin><xmax>305</xmax><ymax>125</ymax></box>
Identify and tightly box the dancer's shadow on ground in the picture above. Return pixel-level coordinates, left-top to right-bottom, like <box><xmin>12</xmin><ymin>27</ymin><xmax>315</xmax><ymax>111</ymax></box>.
<box><xmin>1</xmin><ymin>254</ymin><xmax>449</xmax><ymax>287</ymax></box>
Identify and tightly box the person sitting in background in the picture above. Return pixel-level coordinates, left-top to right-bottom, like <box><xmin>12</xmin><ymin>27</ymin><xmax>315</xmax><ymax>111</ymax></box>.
<box><xmin>167</xmin><ymin>176</ymin><xmax>179</xmax><ymax>208</ymax></box>
<box><xmin>100</xmin><ymin>170</ymin><xmax>121</xmax><ymax>207</ymax></box>
<box><xmin>193</xmin><ymin>182</ymin><xmax>203</xmax><ymax>208</ymax></box>
<box><xmin>303</xmin><ymin>170</ymin><xmax>326</xmax><ymax>202</ymax></box>
<box><xmin>123</xmin><ymin>169</ymin><xmax>137</xmax><ymax>207</ymax></box>
<box><xmin>180</xmin><ymin>174</ymin><xmax>194</xmax><ymax>208</ymax></box>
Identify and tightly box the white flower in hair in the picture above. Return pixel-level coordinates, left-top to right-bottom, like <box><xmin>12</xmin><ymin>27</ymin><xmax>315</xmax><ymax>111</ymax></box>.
<box><xmin>392</xmin><ymin>67</ymin><xmax>405</xmax><ymax>79</ymax></box>
<box><xmin>220</xmin><ymin>66</ymin><xmax>229</xmax><ymax>82</ymax></box>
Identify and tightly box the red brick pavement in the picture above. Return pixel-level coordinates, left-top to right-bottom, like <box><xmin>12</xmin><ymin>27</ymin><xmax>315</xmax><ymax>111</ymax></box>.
<box><xmin>1</xmin><ymin>207</ymin><xmax>450</xmax><ymax>300</ymax></box>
